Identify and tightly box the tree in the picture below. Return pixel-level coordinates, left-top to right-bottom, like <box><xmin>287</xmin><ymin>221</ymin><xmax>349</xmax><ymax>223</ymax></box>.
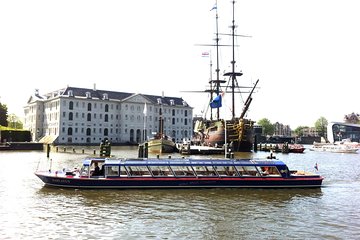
<box><xmin>315</xmin><ymin>117</ymin><xmax>328</xmax><ymax>138</ymax></box>
<box><xmin>294</xmin><ymin>126</ymin><xmax>308</xmax><ymax>137</ymax></box>
<box><xmin>0</xmin><ymin>102</ymin><xmax>8</xmax><ymax>127</ymax></box>
<box><xmin>257</xmin><ymin>118</ymin><xmax>275</xmax><ymax>136</ymax></box>
<box><xmin>7</xmin><ymin>114</ymin><xmax>23</xmax><ymax>129</ymax></box>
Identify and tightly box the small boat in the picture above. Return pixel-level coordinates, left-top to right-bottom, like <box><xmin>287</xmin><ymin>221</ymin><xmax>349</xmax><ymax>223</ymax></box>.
<box><xmin>257</xmin><ymin>143</ymin><xmax>305</xmax><ymax>153</ymax></box>
<box><xmin>35</xmin><ymin>157</ymin><xmax>324</xmax><ymax>189</ymax></box>
<box><xmin>310</xmin><ymin>139</ymin><xmax>360</xmax><ymax>153</ymax></box>
<box><xmin>147</xmin><ymin>134</ymin><xmax>176</xmax><ymax>154</ymax></box>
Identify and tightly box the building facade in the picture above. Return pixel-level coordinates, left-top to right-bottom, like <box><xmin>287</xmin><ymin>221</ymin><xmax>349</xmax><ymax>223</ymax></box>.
<box><xmin>24</xmin><ymin>86</ymin><xmax>193</xmax><ymax>145</ymax></box>
<box><xmin>273</xmin><ymin>122</ymin><xmax>291</xmax><ymax>136</ymax></box>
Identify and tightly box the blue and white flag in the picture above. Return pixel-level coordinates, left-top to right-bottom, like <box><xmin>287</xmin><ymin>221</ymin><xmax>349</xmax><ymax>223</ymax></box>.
<box><xmin>210</xmin><ymin>3</ymin><xmax>217</xmax><ymax>11</ymax></box>
<box><xmin>210</xmin><ymin>94</ymin><xmax>222</xmax><ymax>108</ymax></box>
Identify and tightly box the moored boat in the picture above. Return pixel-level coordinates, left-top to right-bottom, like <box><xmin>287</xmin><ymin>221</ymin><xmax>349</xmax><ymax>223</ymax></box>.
<box><xmin>309</xmin><ymin>142</ymin><xmax>359</xmax><ymax>153</ymax></box>
<box><xmin>147</xmin><ymin>135</ymin><xmax>176</xmax><ymax>154</ymax></box>
<box><xmin>187</xmin><ymin>1</ymin><xmax>258</xmax><ymax>153</ymax></box>
<box><xmin>35</xmin><ymin>157</ymin><xmax>323</xmax><ymax>189</ymax></box>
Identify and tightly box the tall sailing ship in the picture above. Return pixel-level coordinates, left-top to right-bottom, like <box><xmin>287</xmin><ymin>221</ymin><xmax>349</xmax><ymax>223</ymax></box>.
<box><xmin>191</xmin><ymin>1</ymin><xmax>259</xmax><ymax>152</ymax></box>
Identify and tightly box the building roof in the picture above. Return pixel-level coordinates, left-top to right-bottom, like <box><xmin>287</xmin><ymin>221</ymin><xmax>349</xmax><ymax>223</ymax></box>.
<box><xmin>44</xmin><ymin>86</ymin><xmax>191</xmax><ymax>107</ymax></box>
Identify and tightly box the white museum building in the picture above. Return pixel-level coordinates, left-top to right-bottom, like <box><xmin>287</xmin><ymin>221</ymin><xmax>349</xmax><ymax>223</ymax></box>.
<box><xmin>24</xmin><ymin>86</ymin><xmax>193</xmax><ymax>145</ymax></box>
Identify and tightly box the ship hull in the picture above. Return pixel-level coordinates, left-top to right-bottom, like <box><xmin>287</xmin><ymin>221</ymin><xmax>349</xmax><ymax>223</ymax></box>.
<box><xmin>194</xmin><ymin>118</ymin><xmax>254</xmax><ymax>152</ymax></box>
<box><xmin>147</xmin><ymin>138</ymin><xmax>176</xmax><ymax>154</ymax></box>
<box><xmin>36</xmin><ymin>174</ymin><xmax>323</xmax><ymax>189</ymax></box>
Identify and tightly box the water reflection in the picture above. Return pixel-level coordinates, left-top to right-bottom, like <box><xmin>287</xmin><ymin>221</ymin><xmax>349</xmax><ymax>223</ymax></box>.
<box><xmin>1</xmin><ymin>148</ymin><xmax>360</xmax><ymax>239</ymax></box>
<box><xmin>34</xmin><ymin>187</ymin><xmax>323</xmax><ymax>239</ymax></box>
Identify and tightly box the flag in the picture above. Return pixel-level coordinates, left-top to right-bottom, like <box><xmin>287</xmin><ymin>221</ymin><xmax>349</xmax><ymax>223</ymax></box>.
<box><xmin>210</xmin><ymin>3</ymin><xmax>217</xmax><ymax>11</ymax></box>
<box><xmin>143</xmin><ymin>102</ymin><xmax>147</xmax><ymax>116</ymax></box>
<box><xmin>210</xmin><ymin>94</ymin><xmax>222</xmax><ymax>108</ymax></box>
<box><xmin>314</xmin><ymin>162</ymin><xmax>318</xmax><ymax>171</ymax></box>
<box><xmin>202</xmin><ymin>52</ymin><xmax>210</xmax><ymax>57</ymax></box>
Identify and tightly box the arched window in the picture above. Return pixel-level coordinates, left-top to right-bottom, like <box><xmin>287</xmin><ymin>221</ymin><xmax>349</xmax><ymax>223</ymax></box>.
<box><xmin>88</xmin><ymin>103</ymin><xmax>92</xmax><ymax>111</ymax></box>
<box><xmin>69</xmin><ymin>101</ymin><xmax>74</xmax><ymax>110</ymax></box>
<box><xmin>87</xmin><ymin>113</ymin><xmax>91</xmax><ymax>121</ymax></box>
<box><xmin>69</xmin><ymin>112</ymin><xmax>73</xmax><ymax>121</ymax></box>
<box><xmin>67</xmin><ymin>127</ymin><xmax>73</xmax><ymax>136</ymax></box>
<box><xmin>104</xmin><ymin>128</ymin><xmax>108</xmax><ymax>136</ymax></box>
<box><xmin>86</xmin><ymin>128</ymin><xmax>91</xmax><ymax>136</ymax></box>
<box><xmin>105</xmin><ymin>114</ymin><xmax>108</xmax><ymax>122</ymax></box>
<box><xmin>105</xmin><ymin>104</ymin><xmax>109</xmax><ymax>112</ymax></box>
<box><xmin>136</xmin><ymin>129</ymin><xmax>141</xmax><ymax>143</ymax></box>
<box><xmin>130</xmin><ymin>129</ymin><xmax>134</xmax><ymax>142</ymax></box>
<box><xmin>172</xmin><ymin>109</ymin><xmax>175</xmax><ymax>116</ymax></box>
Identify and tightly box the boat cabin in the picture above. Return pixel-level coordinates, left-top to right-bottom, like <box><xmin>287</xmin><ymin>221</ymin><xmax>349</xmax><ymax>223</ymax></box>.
<box><xmin>79</xmin><ymin>158</ymin><xmax>291</xmax><ymax>178</ymax></box>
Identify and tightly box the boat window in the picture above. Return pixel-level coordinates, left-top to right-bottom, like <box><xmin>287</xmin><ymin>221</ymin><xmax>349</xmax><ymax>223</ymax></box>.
<box><xmin>80</xmin><ymin>166</ymin><xmax>90</xmax><ymax>177</ymax></box>
<box><xmin>105</xmin><ymin>166</ymin><xmax>119</xmax><ymax>176</ymax></box>
<box><xmin>119</xmin><ymin>167</ymin><xmax>127</xmax><ymax>176</ymax></box>
<box><xmin>193</xmin><ymin>166</ymin><xmax>217</xmax><ymax>176</ymax></box>
<box><xmin>256</xmin><ymin>166</ymin><xmax>281</xmax><ymax>177</ymax></box>
<box><xmin>235</xmin><ymin>166</ymin><xmax>258</xmax><ymax>176</ymax></box>
<box><xmin>170</xmin><ymin>166</ymin><xmax>195</xmax><ymax>177</ymax></box>
<box><xmin>214</xmin><ymin>166</ymin><xmax>238</xmax><ymax>176</ymax></box>
<box><xmin>149</xmin><ymin>166</ymin><xmax>172</xmax><ymax>176</ymax></box>
<box><xmin>125</xmin><ymin>166</ymin><xmax>152</xmax><ymax>177</ymax></box>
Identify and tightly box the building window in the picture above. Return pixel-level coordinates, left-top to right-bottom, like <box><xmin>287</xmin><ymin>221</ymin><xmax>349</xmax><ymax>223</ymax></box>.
<box><xmin>172</xmin><ymin>109</ymin><xmax>175</xmax><ymax>116</ymax></box>
<box><xmin>105</xmin><ymin>104</ymin><xmax>109</xmax><ymax>112</ymax></box>
<box><xmin>185</xmin><ymin>119</ymin><xmax>188</xmax><ymax>125</ymax></box>
<box><xmin>69</xmin><ymin>101</ymin><xmax>74</xmax><ymax>110</ymax></box>
<box><xmin>172</xmin><ymin>118</ymin><xmax>175</xmax><ymax>125</ymax></box>
<box><xmin>69</xmin><ymin>112</ymin><xmax>73</xmax><ymax>121</ymax></box>
<box><xmin>185</xmin><ymin>110</ymin><xmax>188</xmax><ymax>117</ymax></box>
<box><xmin>68</xmin><ymin>127</ymin><xmax>73</xmax><ymax>136</ymax></box>
<box><xmin>87</xmin><ymin>113</ymin><xmax>91</xmax><ymax>121</ymax></box>
<box><xmin>104</xmin><ymin>128</ymin><xmax>108</xmax><ymax>136</ymax></box>
<box><xmin>86</xmin><ymin>128</ymin><xmax>91</xmax><ymax>136</ymax></box>
<box><xmin>88</xmin><ymin>103</ymin><xmax>92</xmax><ymax>111</ymax></box>
<box><xmin>105</xmin><ymin>114</ymin><xmax>108</xmax><ymax>122</ymax></box>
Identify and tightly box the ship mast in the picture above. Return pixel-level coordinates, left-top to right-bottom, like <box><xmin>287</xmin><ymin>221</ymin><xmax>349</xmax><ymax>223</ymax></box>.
<box><xmin>224</xmin><ymin>0</ymin><xmax>243</xmax><ymax>119</ymax></box>
<box><xmin>210</xmin><ymin>0</ymin><xmax>226</xmax><ymax>120</ymax></box>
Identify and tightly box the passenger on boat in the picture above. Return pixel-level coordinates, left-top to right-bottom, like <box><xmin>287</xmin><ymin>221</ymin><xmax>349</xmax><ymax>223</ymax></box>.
<box><xmin>92</xmin><ymin>162</ymin><xmax>101</xmax><ymax>176</ymax></box>
<box><xmin>261</xmin><ymin>167</ymin><xmax>269</xmax><ymax>175</ymax></box>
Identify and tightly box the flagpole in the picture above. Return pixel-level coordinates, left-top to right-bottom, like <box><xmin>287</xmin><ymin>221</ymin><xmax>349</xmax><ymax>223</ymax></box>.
<box><xmin>143</xmin><ymin>102</ymin><xmax>147</xmax><ymax>143</ymax></box>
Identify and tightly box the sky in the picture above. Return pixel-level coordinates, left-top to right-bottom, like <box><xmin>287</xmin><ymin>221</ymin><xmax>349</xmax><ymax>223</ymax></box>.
<box><xmin>1</xmin><ymin>0</ymin><xmax>359</xmax><ymax>129</ymax></box>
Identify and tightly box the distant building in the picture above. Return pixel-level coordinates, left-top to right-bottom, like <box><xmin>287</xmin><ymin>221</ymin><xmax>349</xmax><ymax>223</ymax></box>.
<box><xmin>273</xmin><ymin>122</ymin><xmax>291</xmax><ymax>136</ymax></box>
<box><xmin>301</xmin><ymin>127</ymin><xmax>319</xmax><ymax>137</ymax></box>
<box><xmin>344</xmin><ymin>112</ymin><xmax>360</xmax><ymax>124</ymax></box>
<box><xmin>24</xmin><ymin>86</ymin><xmax>193</xmax><ymax>145</ymax></box>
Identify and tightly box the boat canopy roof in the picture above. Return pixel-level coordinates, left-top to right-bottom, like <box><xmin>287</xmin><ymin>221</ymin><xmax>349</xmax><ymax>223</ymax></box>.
<box><xmin>83</xmin><ymin>158</ymin><xmax>286</xmax><ymax>167</ymax></box>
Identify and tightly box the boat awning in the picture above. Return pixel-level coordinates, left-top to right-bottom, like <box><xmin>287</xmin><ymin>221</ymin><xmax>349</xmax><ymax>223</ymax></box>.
<box><xmin>39</xmin><ymin>135</ymin><xmax>58</xmax><ymax>144</ymax></box>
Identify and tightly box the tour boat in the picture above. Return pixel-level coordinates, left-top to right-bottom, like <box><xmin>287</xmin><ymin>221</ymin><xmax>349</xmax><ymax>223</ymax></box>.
<box><xmin>35</xmin><ymin>157</ymin><xmax>323</xmax><ymax>189</ymax></box>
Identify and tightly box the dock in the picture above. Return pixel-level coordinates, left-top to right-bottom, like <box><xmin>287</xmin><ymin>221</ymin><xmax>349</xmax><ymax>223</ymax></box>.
<box><xmin>177</xmin><ymin>143</ymin><xmax>225</xmax><ymax>155</ymax></box>
<box><xmin>0</xmin><ymin>142</ymin><xmax>44</xmax><ymax>151</ymax></box>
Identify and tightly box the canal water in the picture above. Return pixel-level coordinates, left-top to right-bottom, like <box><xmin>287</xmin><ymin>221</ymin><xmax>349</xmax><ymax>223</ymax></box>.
<box><xmin>0</xmin><ymin>146</ymin><xmax>359</xmax><ymax>239</ymax></box>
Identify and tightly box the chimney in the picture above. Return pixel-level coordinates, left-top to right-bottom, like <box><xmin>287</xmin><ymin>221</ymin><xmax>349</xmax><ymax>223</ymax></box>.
<box><xmin>93</xmin><ymin>83</ymin><xmax>96</xmax><ymax>91</ymax></box>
